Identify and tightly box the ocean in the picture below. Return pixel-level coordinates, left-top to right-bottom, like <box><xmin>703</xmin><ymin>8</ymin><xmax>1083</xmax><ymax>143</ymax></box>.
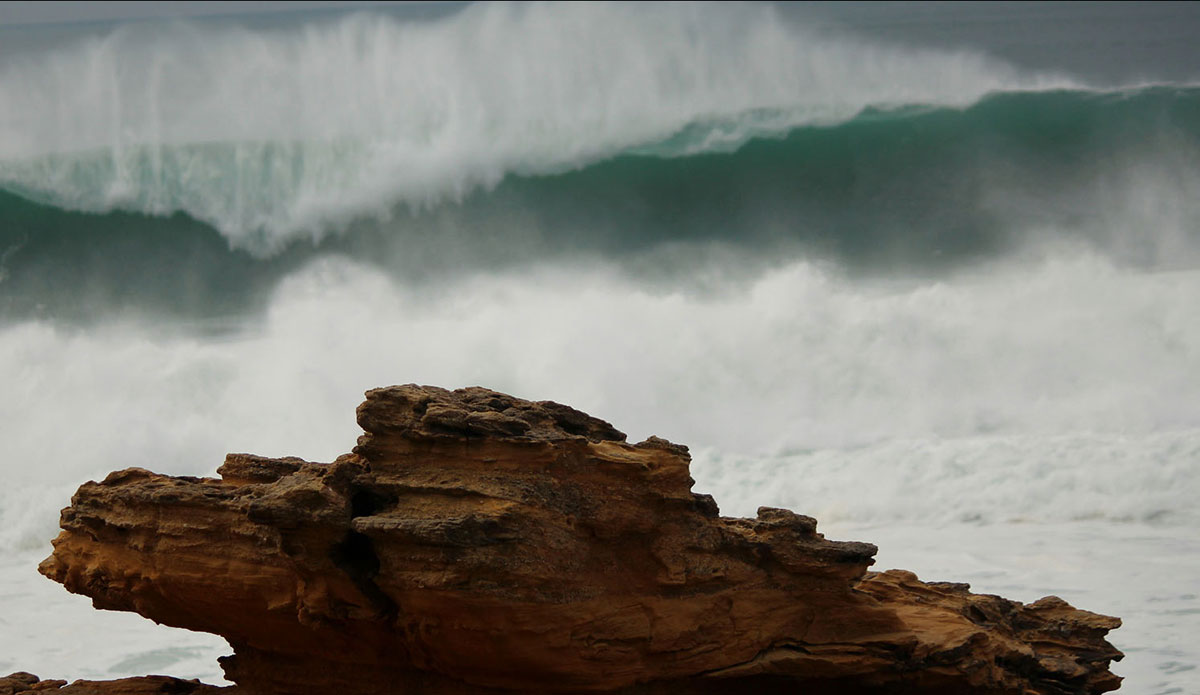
<box><xmin>1</xmin><ymin>2</ymin><xmax>1198</xmax><ymax>691</ymax></box>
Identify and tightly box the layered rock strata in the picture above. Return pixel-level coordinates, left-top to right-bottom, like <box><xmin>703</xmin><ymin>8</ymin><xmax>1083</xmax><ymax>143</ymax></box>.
<box><xmin>39</xmin><ymin>385</ymin><xmax>1122</xmax><ymax>694</ymax></box>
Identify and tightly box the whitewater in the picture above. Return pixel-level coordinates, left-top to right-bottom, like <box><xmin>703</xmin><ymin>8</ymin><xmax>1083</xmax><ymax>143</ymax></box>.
<box><xmin>1</xmin><ymin>2</ymin><xmax>1198</xmax><ymax>693</ymax></box>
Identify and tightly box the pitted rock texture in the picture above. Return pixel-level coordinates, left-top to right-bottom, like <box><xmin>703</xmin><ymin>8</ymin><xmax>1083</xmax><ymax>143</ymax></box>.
<box><xmin>38</xmin><ymin>385</ymin><xmax>1122</xmax><ymax>694</ymax></box>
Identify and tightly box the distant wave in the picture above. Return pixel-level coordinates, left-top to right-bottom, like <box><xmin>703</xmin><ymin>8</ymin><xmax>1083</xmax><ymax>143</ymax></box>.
<box><xmin>0</xmin><ymin>1</ymin><xmax>1077</xmax><ymax>253</ymax></box>
<box><xmin>3</xmin><ymin>84</ymin><xmax>1198</xmax><ymax>269</ymax></box>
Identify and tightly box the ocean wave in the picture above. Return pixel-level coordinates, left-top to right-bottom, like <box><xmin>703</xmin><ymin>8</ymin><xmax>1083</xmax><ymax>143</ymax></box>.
<box><xmin>2</xmin><ymin>83</ymin><xmax>1198</xmax><ymax>320</ymax></box>
<box><xmin>0</xmin><ymin>1</ymin><xmax>1070</xmax><ymax>253</ymax></box>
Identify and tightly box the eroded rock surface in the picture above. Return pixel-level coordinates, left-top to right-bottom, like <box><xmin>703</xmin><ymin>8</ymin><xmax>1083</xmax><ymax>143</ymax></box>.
<box><xmin>39</xmin><ymin>385</ymin><xmax>1122</xmax><ymax>694</ymax></box>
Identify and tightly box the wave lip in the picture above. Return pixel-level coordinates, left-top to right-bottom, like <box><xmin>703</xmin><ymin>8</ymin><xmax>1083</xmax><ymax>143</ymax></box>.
<box><xmin>0</xmin><ymin>1</ymin><xmax>1067</xmax><ymax>254</ymax></box>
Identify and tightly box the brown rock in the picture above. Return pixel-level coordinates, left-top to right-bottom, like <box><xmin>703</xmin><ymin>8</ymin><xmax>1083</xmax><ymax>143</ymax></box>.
<box><xmin>0</xmin><ymin>674</ymin><xmax>223</xmax><ymax>695</ymax></box>
<box><xmin>37</xmin><ymin>385</ymin><xmax>1122</xmax><ymax>694</ymax></box>
<box><xmin>0</xmin><ymin>673</ymin><xmax>40</xmax><ymax>695</ymax></box>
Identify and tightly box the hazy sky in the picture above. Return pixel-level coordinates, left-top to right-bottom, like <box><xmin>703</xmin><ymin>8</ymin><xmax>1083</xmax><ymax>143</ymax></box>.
<box><xmin>0</xmin><ymin>1</ymin><xmax>421</xmax><ymax>26</ymax></box>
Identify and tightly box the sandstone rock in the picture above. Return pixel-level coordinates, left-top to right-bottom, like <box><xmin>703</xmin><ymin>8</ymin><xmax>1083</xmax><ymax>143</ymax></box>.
<box><xmin>0</xmin><ymin>674</ymin><xmax>224</xmax><ymax>695</ymax></box>
<box><xmin>38</xmin><ymin>385</ymin><xmax>1122</xmax><ymax>694</ymax></box>
<box><xmin>0</xmin><ymin>673</ymin><xmax>40</xmax><ymax>695</ymax></box>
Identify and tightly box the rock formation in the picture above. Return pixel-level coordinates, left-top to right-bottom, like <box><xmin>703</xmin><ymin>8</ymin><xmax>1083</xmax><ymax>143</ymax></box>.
<box><xmin>37</xmin><ymin>385</ymin><xmax>1122</xmax><ymax>694</ymax></box>
<box><xmin>0</xmin><ymin>672</ymin><xmax>224</xmax><ymax>694</ymax></box>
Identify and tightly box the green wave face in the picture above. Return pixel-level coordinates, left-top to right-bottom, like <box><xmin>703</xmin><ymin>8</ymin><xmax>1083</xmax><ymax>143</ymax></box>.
<box><xmin>512</xmin><ymin>86</ymin><xmax>1200</xmax><ymax>257</ymax></box>
<box><xmin>2</xmin><ymin>86</ymin><xmax>1199</xmax><ymax>321</ymax></box>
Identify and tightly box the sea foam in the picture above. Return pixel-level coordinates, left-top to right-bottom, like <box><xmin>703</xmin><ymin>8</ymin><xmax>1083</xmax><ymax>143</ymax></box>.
<box><xmin>3</xmin><ymin>251</ymin><xmax>1197</xmax><ymax>552</ymax></box>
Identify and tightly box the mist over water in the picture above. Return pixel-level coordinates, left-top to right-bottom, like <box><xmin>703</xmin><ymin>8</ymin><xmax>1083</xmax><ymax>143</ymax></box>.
<box><xmin>1</xmin><ymin>1</ymin><xmax>1198</xmax><ymax>691</ymax></box>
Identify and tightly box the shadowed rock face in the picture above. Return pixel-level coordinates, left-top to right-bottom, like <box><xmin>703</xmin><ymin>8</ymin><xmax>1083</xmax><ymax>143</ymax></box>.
<box><xmin>38</xmin><ymin>385</ymin><xmax>1122</xmax><ymax>694</ymax></box>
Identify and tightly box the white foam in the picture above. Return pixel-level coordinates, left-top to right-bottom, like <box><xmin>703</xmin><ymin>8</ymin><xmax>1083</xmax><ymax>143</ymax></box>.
<box><xmin>3</xmin><ymin>250</ymin><xmax>1198</xmax><ymax>548</ymax></box>
<box><xmin>692</xmin><ymin>430</ymin><xmax>1200</xmax><ymax>526</ymax></box>
<box><xmin>0</xmin><ymin>3</ymin><xmax>1063</xmax><ymax>253</ymax></box>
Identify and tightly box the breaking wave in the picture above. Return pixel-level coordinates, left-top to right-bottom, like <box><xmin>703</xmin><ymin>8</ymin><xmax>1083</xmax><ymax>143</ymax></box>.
<box><xmin>0</xmin><ymin>1</ymin><xmax>1077</xmax><ymax>253</ymax></box>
